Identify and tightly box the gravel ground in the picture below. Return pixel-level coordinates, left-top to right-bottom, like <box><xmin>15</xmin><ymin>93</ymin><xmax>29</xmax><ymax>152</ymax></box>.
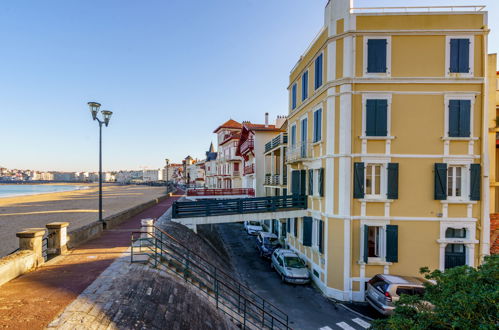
<box><xmin>0</xmin><ymin>184</ymin><xmax>166</xmax><ymax>257</ymax></box>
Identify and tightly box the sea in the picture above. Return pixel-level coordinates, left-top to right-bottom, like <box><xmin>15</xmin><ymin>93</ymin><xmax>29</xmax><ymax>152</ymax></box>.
<box><xmin>0</xmin><ymin>184</ymin><xmax>89</xmax><ymax>198</ymax></box>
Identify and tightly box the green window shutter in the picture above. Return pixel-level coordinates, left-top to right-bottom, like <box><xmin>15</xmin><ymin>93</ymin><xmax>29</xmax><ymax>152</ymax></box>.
<box><xmin>291</xmin><ymin>170</ymin><xmax>300</xmax><ymax>195</ymax></box>
<box><xmin>318</xmin><ymin>220</ymin><xmax>324</xmax><ymax>253</ymax></box>
<box><xmin>387</xmin><ymin>163</ymin><xmax>399</xmax><ymax>199</ymax></box>
<box><xmin>308</xmin><ymin>169</ymin><xmax>314</xmax><ymax>195</ymax></box>
<box><xmin>458</xmin><ymin>100</ymin><xmax>471</xmax><ymax>137</ymax></box>
<box><xmin>302</xmin><ymin>217</ymin><xmax>312</xmax><ymax>246</ymax></box>
<box><xmin>367</xmin><ymin>39</ymin><xmax>387</xmax><ymax>73</ymax></box>
<box><xmin>365</xmin><ymin>100</ymin><xmax>377</xmax><ymax>136</ymax></box>
<box><xmin>470</xmin><ymin>164</ymin><xmax>481</xmax><ymax>201</ymax></box>
<box><xmin>434</xmin><ymin>163</ymin><xmax>447</xmax><ymax>200</ymax></box>
<box><xmin>458</xmin><ymin>39</ymin><xmax>470</xmax><ymax>73</ymax></box>
<box><xmin>318</xmin><ymin>168</ymin><xmax>324</xmax><ymax>197</ymax></box>
<box><xmin>363</xmin><ymin>225</ymin><xmax>369</xmax><ymax>263</ymax></box>
<box><xmin>448</xmin><ymin>100</ymin><xmax>460</xmax><ymax>137</ymax></box>
<box><xmin>300</xmin><ymin>170</ymin><xmax>307</xmax><ymax>196</ymax></box>
<box><xmin>450</xmin><ymin>39</ymin><xmax>460</xmax><ymax>73</ymax></box>
<box><xmin>386</xmin><ymin>225</ymin><xmax>398</xmax><ymax>262</ymax></box>
<box><xmin>353</xmin><ymin>162</ymin><xmax>365</xmax><ymax>198</ymax></box>
<box><xmin>294</xmin><ymin>218</ymin><xmax>298</xmax><ymax>237</ymax></box>
<box><xmin>376</xmin><ymin>100</ymin><xmax>388</xmax><ymax>136</ymax></box>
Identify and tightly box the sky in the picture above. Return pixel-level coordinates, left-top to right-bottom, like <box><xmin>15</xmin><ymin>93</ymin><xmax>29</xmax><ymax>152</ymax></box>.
<box><xmin>1</xmin><ymin>0</ymin><xmax>498</xmax><ymax>172</ymax></box>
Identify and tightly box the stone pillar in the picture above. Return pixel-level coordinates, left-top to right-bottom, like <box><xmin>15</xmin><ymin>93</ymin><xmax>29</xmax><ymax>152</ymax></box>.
<box><xmin>141</xmin><ymin>218</ymin><xmax>155</xmax><ymax>239</ymax></box>
<box><xmin>46</xmin><ymin>222</ymin><xmax>69</xmax><ymax>256</ymax></box>
<box><xmin>16</xmin><ymin>228</ymin><xmax>46</xmax><ymax>266</ymax></box>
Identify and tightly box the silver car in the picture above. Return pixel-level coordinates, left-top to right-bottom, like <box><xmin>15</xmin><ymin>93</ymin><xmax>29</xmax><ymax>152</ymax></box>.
<box><xmin>366</xmin><ymin>274</ymin><xmax>428</xmax><ymax>315</ymax></box>
<box><xmin>271</xmin><ymin>249</ymin><xmax>310</xmax><ymax>284</ymax></box>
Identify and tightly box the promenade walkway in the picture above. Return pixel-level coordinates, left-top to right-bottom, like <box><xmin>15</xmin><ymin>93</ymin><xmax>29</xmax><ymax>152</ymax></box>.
<box><xmin>0</xmin><ymin>192</ymin><xmax>187</xmax><ymax>329</ymax></box>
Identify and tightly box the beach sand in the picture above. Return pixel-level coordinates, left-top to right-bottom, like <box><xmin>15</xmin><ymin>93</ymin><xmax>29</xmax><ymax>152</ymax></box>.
<box><xmin>0</xmin><ymin>183</ymin><xmax>167</xmax><ymax>257</ymax></box>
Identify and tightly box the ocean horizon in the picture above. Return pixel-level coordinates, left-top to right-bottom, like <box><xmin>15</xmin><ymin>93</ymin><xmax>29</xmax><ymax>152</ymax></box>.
<box><xmin>0</xmin><ymin>184</ymin><xmax>89</xmax><ymax>198</ymax></box>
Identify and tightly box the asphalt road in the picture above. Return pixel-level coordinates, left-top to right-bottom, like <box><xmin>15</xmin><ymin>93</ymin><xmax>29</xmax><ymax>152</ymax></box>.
<box><xmin>216</xmin><ymin>222</ymin><xmax>373</xmax><ymax>330</ymax></box>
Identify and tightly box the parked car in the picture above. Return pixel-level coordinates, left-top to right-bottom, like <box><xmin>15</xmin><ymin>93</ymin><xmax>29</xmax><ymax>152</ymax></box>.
<box><xmin>255</xmin><ymin>232</ymin><xmax>281</xmax><ymax>258</ymax></box>
<box><xmin>244</xmin><ymin>221</ymin><xmax>263</xmax><ymax>235</ymax></box>
<box><xmin>366</xmin><ymin>274</ymin><xmax>429</xmax><ymax>315</ymax></box>
<box><xmin>271</xmin><ymin>249</ymin><xmax>310</xmax><ymax>284</ymax></box>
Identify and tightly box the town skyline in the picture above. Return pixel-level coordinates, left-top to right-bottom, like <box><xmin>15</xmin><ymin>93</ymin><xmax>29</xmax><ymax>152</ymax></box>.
<box><xmin>3</xmin><ymin>0</ymin><xmax>499</xmax><ymax>172</ymax></box>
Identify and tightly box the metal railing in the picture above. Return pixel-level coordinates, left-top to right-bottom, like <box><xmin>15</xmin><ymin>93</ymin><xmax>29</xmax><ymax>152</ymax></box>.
<box><xmin>172</xmin><ymin>195</ymin><xmax>307</xmax><ymax>219</ymax></box>
<box><xmin>286</xmin><ymin>141</ymin><xmax>312</xmax><ymax>163</ymax></box>
<box><xmin>187</xmin><ymin>188</ymin><xmax>255</xmax><ymax>197</ymax></box>
<box><xmin>265</xmin><ymin>134</ymin><xmax>288</xmax><ymax>154</ymax></box>
<box><xmin>131</xmin><ymin>227</ymin><xmax>290</xmax><ymax>329</ymax></box>
<box><xmin>240</xmin><ymin>139</ymin><xmax>254</xmax><ymax>155</ymax></box>
<box><xmin>244</xmin><ymin>164</ymin><xmax>255</xmax><ymax>175</ymax></box>
<box><xmin>264</xmin><ymin>174</ymin><xmax>281</xmax><ymax>186</ymax></box>
<box><xmin>350</xmin><ymin>5</ymin><xmax>485</xmax><ymax>13</ymax></box>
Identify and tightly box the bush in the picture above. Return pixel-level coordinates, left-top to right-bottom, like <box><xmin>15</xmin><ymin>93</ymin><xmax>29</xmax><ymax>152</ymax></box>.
<box><xmin>371</xmin><ymin>254</ymin><xmax>499</xmax><ymax>329</ymax></box>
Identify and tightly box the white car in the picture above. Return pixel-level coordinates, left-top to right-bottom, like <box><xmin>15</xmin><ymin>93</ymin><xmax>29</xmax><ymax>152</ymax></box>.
<box><xmin>244</xmin><ymin>221</ymin><xmax>263</xmax><ymax>235</ymax></box>
<box><xmin>271</xmin><ymin>249</ymin><xmax>310</xmax><ymax>284</ymax></box>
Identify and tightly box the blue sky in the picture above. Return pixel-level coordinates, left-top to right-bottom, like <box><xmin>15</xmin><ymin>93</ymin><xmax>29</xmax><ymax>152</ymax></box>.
<box><xmin>1</xmin><ymin>0</ymin><xmax>498</xmax><ymax>172</ymax></box>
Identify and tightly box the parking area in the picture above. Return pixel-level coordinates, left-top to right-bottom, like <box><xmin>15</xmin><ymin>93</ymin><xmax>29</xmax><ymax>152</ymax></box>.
<box><xmin>217</xmin><ymin>222</ymin><xmax>375</xmax><ymax>330</ymax></box>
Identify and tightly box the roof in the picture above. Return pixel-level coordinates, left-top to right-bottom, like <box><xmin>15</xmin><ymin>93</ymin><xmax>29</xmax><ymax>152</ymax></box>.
<box><xmin>243</xmin><ymin>123</ymin><xmax>283</xmax><ymax>132</ymax></box>
<box><xmin>206</xmin><ymin>152</ymin><xmax>217</xmax><ymax>161</ymax></box>
<box><xmin>213</xmin><ymin>119</ymin><xmax>242</xmax><ymax>133</ymax></box>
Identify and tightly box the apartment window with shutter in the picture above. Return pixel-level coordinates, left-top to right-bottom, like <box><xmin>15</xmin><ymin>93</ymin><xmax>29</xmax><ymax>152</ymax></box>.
<box><xmin>291</xmin><ymin>83</ymin><xmax>297</xmax><ymax>110</ymax></box>
<box><xmin>302</xmin><ymin>71</ymin><xmax>308</xmax><ymax>101</ymax></box>
<box><xmin>313</xmin><ymin>108</ymin><xmax>322</xmax><ymax>142</ymax></box>
<box><xmin>290</xmin><ymin>124</ymin><xmax>297</xmax><ymax>148</ymax></box>
<box><xmin>314</xmin><ymin>53</ymin><xmax>323</xmax><ymax>89</ymax></box>
<box><xmin>449</xmin><ymin>38</ymin><xmax>471</xmax><ymax>73</ymax></box>
<box><xmin>365</xmin><ymin>99</ymin><xmax>388</xmax><ymax>137</ymax></box>
<box><xmin>368</xmin><ymin>226</ymin><xmax>383</xmax><ymax>258</ymax></box>
<box><xmin>447</xmin><ymin>165</ymin><xmax>464</xmax><ymax>199</ymax></box>
<box><xmin>448</xmin><ymin>100</ymin><xmax>471</xmax><ymax>137</ymax></box>
<box><xmin>366</xmin><ymin>38</ymin><xmax>389</xmax><ymax>74</ymax></box>
<box><xmin>363</xmin><ymin>224</ymin><xmax>398</xmax><ymax>263</ymax></box>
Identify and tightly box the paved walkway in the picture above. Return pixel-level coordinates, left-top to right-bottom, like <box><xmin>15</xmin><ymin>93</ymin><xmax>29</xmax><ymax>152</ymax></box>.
<box><xmin>0</xmin><ymin>193</ymin><xmax>182</xmax><ymax>329</ymax></box>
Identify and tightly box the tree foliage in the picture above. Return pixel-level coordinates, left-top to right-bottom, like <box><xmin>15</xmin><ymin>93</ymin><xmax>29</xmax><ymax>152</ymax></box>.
<box><xmin>371</xmin><ymin>254</ymin><xmax>499</xmax><ymax>329</ymax></box>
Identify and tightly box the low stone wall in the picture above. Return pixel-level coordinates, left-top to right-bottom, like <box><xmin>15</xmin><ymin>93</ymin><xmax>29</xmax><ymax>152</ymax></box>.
<box><xmin>67</xmin><ymin>221</ymin><xmax>104</xmax><ymax>249</ymax></box>
<box><xmin>0</xmin><ymin>250</ymin><xmax>37</xmax><ymax>287</ymax></box>
<box><xmin>105</xmin><ymin>194</ymin><xmax>170</xmax><ymax>229</ymax></box>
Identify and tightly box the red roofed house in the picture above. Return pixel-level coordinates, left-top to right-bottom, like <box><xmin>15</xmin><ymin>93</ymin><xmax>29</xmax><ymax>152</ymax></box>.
<box><xmin>213</xmin><ymin>119</ymin><xmax>243</xmax><ymax>189</ymax></box>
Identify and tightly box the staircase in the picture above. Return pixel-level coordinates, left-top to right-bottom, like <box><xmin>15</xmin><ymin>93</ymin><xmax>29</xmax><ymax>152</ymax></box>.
<box><xmin>131</xmin><ymin>227</ymin><xmax>289</xmax><ymax>329</ymax></box>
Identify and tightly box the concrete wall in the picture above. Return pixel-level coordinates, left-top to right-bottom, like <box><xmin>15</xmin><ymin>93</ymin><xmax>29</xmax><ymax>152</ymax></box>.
<box><xmin>0</xmin><ymin>250</ymin><xmax>37</xmax><ymax>287</ymax></box>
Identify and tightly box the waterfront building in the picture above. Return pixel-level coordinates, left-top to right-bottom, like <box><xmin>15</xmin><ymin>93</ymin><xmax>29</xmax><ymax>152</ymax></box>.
<box><xmin>205</xmin><ymin>143</ymin><xmax>218</xmax><ymax>188</ymax></box>
<box><xmin>237</xmin><ymin>114</ymin><xmax>286</xmax><ymax>197</ymax></box>
<box><xmin>142</xmin><ymin>169</ymin><xmax>163</xmax><ymax>182</ymax></box>
<box><xmin>284</xmin><ymin>0</ymin><xmax>493</xmax><ymax>301</ymax></box>
<box><xmin>213</xmin><ymin>120</ymin><xmax>243</xmax><ymax>189</ymax></box>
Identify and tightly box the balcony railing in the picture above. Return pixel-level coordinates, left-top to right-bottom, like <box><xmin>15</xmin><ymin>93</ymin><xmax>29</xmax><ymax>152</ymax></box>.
<box><xmin>240</xmin><ymin>139</ymin><xmax>254</xmax><ymax>155</ymax></box>
<box><xmin>187</xmin><ymin>188</ymin><xmax>255</xmax><ymax>197</ymax></box>
<box><xmin>264</xmin><ymin>174</ymin><xmax>284</xmax><ymax>186</ymax></box>
<box><xmin>286</xmin><ymin>141</ymin><xmax>312</xmax><ymax>163</ymax></box>
<box><xmin>232</xmin><ymin>170</ymin><xmax>241</xmax><ymax>177</ymax></box>
<box><xmin>173</xmin><ymin>195</ymin><xmax>307</xmax><ymax>219</ymax></box>
<box><xmin>265</xmin><ymin>133</ymin><xmax>288</xmax><ymax>154</ymax></box>
<box><xmin>244</xmin><ymin>164</ymin><xmax>255</xmax><ymax>175</ymax></box>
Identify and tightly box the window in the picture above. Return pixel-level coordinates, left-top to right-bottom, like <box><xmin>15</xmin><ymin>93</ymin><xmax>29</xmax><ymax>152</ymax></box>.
<box><xmin>367</xmin><ymin>38</ymin><xmax>388</xmax><ymax>73</ymax></box>
<box><xmin>368</xmin><ymin>226</ymin><xmax>383</xmax><ymax>258</ymax></box>
<box><xmin>448</xmin><ymin>100</ymin><xmax>471</xmax><ymax>137</ymax></box>
<box><xmin>365</xmin><ymin>99</ymin><xmax>388</xmax><ymax>137</ymax></box>
<box><xmin>449</xmin><ymin>38</ymin><xmax>470</xmax><ymax>73</ymax></box>
<box><xmin>313</xmin><ymin>108</ymin><xmax>322</xmax><ymax>142</ymax></box>
<box><xmin>301</xmin><ymin>118</ymin><xmax>308</xmax><ymax>158</ymax></box>
<box><xmin>290</xmin><ymin>124</ymin><xmax>297</xmax><ymax>148</ymax></box>
<box><xmin>314</xmin><ymin>53</ymin><xmax>323</xmax><ymax>89</ymax></box>
<box><xmin>447</xmin><ymin>165</ymin><xmax>464</xmax><ymax>199</ymax></box>
<box><xmin>311</xmin><ymin>218</ymin><xmax>324</xmax><ymax>253</ymax></box>
<box><xmin>291</xmin><ymin>83</ymin><xmax>297</xmax><ymax>110</ymax></box>
<box><xmin>445</xmin><ymin>228</ymin><xmax>466</xmax><ymax>239</ymax></box>
<box><xmin>302</xmin><ymin>71</ymin><xmax>308</xmax><ymax>101</ymax></box>
<box><xmin>365</xmin><ymin>164</ymin><xmax>382</xmax><ymax>197</ymax></box>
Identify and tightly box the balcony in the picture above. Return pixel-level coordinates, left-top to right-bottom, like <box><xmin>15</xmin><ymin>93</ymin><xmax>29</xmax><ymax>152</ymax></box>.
<box><xmin>240</xmin><ymin>139</ymin><xmax>254</xmax><ymax>155</ymax></box>
<box><xmin>187</xmin><ymin>188</ymin><xmax>255</xmax><ymax>197</ymax></box>
<box><xmin>232</xmin><ymin>170</ymin><xmax>241</xmax><ymax>177</ymax></box>
<box><xmin>286</xmin><ymin>141</ymin><xmax>312</xmax><ymax>163</ymax></box>
<box><xmin>264</xmin><ymin>174</ymin><xmax>284</xmax><ymax>186</ymax></box>
<box><xmin>243</xmin><ymin>164</ymin><xmax>255</xmax><ymax>175</ymax></box>
<box><xmin>265</xmin><ymin>133</ymin><xmax>288</xmax><ymax>154</ymax></box>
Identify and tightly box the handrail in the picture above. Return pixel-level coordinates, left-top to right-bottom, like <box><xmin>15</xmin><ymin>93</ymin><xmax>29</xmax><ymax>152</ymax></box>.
<box><xmin>131</xmin><ymin>230</ymin><xmax>289</xmax><ymax>329</ymax></box>
<box><xmin>351</xmin><ymin>5</ymin><xmax>486</xmax><ymax>13</ymax></box>
<box><xmin>153</xmin><ymin>226</ymin><xmax>287</xmax><ymax>319</ymax></box>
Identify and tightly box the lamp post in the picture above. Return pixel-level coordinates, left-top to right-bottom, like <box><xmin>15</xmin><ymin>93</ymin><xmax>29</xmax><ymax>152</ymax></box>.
<box><xmin>164</xmin><ymin>158</ymin><xmax>170</xmax><ymax>191</ymax></box>
<box><xmin>88</xmin><ymin>102</ymin><xmax>113</xmax><ymax>224</ymax></box>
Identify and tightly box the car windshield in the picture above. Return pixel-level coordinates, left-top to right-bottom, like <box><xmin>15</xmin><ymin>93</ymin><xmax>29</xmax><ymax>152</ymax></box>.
<box><xmin>263</xmin><ymin>237</ymin><xmax>279</xmax><ymax>245</ymax></box>
<box><xmin>249</xmin><ymin>221</ymin><xmax>260</xmax><ymax>226</ymax></box>
<box><xmin>284</xmin><ymin>256</ymin><xmax>306</xmax><ymax>268</ymax></box>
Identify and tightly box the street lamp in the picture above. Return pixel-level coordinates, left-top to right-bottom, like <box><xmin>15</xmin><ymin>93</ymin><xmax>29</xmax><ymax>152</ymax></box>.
<box><xmin>164</xmin><ymin>158</ymin><xmax>170</xmax><ymax>191</ymax></box>
<box><xmin>87</xmin><ymin>102</ymin><xmax>113</xmax><ymax>224</ymax></box>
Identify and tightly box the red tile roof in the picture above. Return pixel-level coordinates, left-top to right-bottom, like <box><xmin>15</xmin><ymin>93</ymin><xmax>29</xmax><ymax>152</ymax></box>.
<box><xmin>213</xmin><ymin>119</ymin><xmax>242</xmax><ymax>133</ymax></box>
<box><xmin>243</xmin><ymin>123</ymin><xmax>284</xmax><ymax>132</ymax></box>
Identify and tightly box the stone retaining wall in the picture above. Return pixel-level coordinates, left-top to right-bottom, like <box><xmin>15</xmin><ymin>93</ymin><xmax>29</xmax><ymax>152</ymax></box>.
<box><xmin>0</xmin><ymin>250</ymin><xmax>37</xmax><ymax>287</ymax></box>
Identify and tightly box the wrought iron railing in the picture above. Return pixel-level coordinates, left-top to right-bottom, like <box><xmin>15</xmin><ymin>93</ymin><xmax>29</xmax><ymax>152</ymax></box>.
<box><xmin>265</xmin><ymin>134</ymin><xmax>288</xmax><ymax>154</ymax></box>
<box><xmin>131</xmin><ymin>227</ymin><xmax>290</xmax><ymax>329</ymax></box>
<box><xmin>286</xmin><ymin>141</ymin><xmax>312</xmax><ymax>163</ymax></box>
<box><xmin>172</xmin><ymin>195</ymin><xmax>307</xmax><ymax>219</ymax></box>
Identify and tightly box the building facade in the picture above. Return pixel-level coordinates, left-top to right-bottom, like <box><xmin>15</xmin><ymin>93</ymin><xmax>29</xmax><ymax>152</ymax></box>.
<box><xmin>214</xmin><ymin>120</ymin><xmax>244</xmax><ymax>189</ymax></box>
<box><xmin>285</xmin><ymin>1</ymin><xmax>492</xmax><ymax>302</ymax></box>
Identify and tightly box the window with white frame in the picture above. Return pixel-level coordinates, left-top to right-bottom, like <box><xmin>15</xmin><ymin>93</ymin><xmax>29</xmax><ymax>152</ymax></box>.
<box><xmin>365</xmin><ymin>164</ymin><xmax>384</xmax><ymax>198</ymax></box>
<box><xmin>313</xmin><ymin>108</ymin><xmax>322</xmax><ymax>142</ymax></box>
<box><xmin>447</xmin><ymin>165</ymin><xmax>467</xmax><ymax>200</ymax></box>
<box><xmin>368</xmin><ymin>226</ymin><xmax>384</xmax><ymax>258</ymax></box>
<box><xmin>290</xmin><ymin>124</ymin><xmax>297</xmax><ymax>148</ymax></box>
<box><xmin>312</xmin><ymin>218</ymin><xmax>319</xmax><ymax>248</ymax></box>
<box><xmin>364</xmin><ymin>37</ymin><xmax>391</xmax><ymax>76</ymax></box>
<box><xmin>447</xmin><ymin>37</ymin><xmax>473</xmax><ymax>75</ymax></box>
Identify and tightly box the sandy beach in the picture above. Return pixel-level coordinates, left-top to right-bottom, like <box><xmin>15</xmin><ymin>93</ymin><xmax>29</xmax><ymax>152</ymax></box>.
<box><xmin>0</xmin><ymin>183</ymin><xmax>167</xmax><ymax>257</ymax></box>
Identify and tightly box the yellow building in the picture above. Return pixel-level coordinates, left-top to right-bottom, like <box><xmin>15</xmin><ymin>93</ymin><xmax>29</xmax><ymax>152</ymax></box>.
<box><xmin>285</xmin><ymin>1</ymin><xmax>493</xmax><ymax>301</ymax></box>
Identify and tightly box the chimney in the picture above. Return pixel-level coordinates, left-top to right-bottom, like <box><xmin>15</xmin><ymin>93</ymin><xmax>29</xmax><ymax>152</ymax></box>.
<box><xmin>265</xmin><ymin>112</ymin><xmax>269</xmax><ymax>127</ymax></box>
